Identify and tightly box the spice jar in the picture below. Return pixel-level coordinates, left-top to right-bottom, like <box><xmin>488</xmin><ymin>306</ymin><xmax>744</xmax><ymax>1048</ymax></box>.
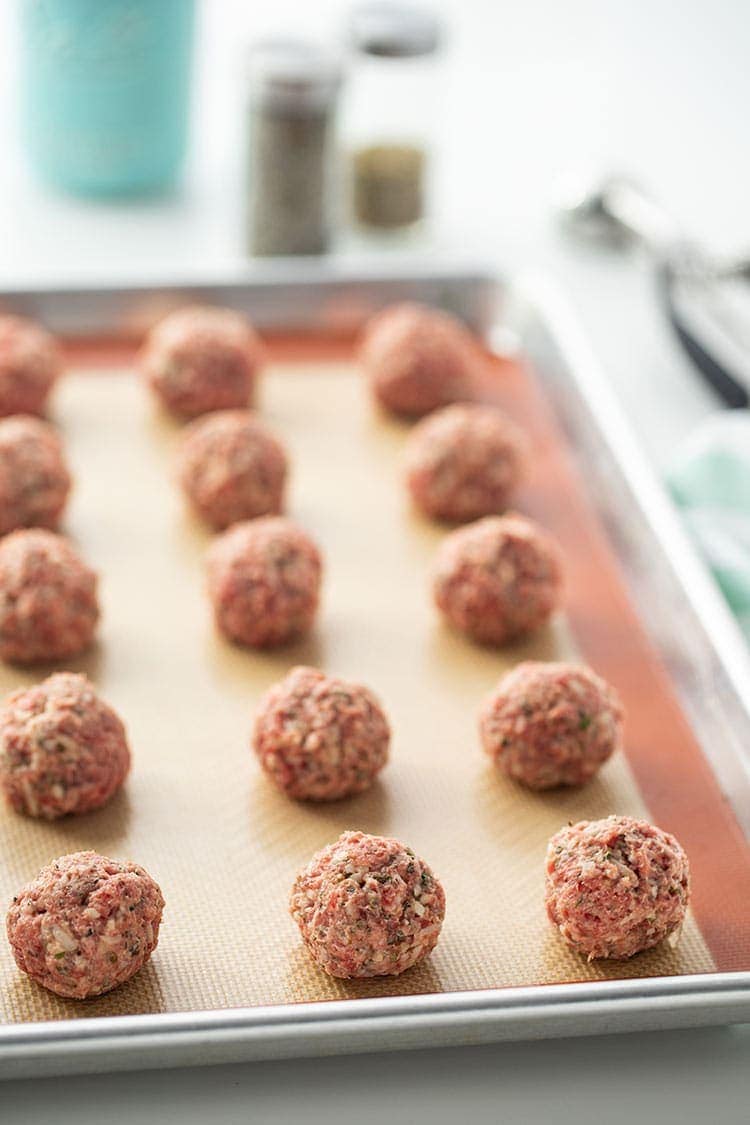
<box><xmin>246</xmin><ymin>39</ymin><xmax>343</xmax><ymax>257</ymax></box>
<box><xmin>346</xmin><ymin>2</ymin><xmax>441</xmax><ymax>232</ymax></box>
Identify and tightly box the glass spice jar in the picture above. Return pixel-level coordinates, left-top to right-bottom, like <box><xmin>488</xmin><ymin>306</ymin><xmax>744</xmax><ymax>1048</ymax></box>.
<box><xmin>346</xmin><ymin>2</ymin><xmax>441</xmax><ymax>234</ymax></box>
<box><xmin>246</xmin><ymin>39</ymin><xmax>343</xmax><ymax>257</ymax></box>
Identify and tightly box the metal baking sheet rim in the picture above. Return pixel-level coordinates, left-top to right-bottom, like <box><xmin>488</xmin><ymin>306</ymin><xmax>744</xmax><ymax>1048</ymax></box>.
<box><xmin>515</xmin><ymin>272</ymin><xmax>750</xmax><ymax>830</ymax></box>
<box><xmin>1</xmin><ymin>973</ymin><xmax>748</xmax><ymax>1079</ymax></box>
<box><xmin>0</xmin><ymin>262</ymin><xmax>747</xmax><ymax>1077</ymax></box>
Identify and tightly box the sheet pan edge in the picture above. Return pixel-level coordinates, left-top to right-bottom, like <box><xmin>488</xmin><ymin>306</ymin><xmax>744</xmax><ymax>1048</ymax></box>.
<box><xmin>0</xmin><ymin>262</ymin><xmax>747</xmax><ymax>1075</ymax></box>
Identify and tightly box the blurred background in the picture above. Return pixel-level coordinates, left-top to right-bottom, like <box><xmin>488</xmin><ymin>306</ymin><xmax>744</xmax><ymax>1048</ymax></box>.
<box><xmin>2</xmin><ymin>0</ymin><xmax>750</xmax><ymax>589</ymax></box>
<box><xmin>1</xmin><ymin>2</ymin><xmax>748</xmax><ymax>272</ymax></box>
<box><xmin>1</xmin><ymin>0</ymin><xmax>750</xmax><ymax>469</ymax></box>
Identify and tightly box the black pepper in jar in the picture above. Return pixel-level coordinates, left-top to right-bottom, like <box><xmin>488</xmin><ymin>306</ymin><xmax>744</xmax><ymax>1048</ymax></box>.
<box><xmin>246</xmin><ymin>40</ymin><xmax>342</xmax><ymax>257</ymax></box>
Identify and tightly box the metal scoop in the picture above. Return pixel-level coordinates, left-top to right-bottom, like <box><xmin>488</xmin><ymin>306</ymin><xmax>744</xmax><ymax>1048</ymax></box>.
<box><xmin>559</xmin><ymin>174</ymin><xmax>750</xmax><ymax>409</ymax></box>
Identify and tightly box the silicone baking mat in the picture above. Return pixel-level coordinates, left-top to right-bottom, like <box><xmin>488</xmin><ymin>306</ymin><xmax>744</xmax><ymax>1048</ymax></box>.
<box><xmin>1</xmin><ymin>338</ymin><xmax>748</xmax><ymax>1025</ymax></box>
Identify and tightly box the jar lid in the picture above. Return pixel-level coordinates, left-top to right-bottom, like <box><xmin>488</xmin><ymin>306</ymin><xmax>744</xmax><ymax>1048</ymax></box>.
<box><xmin>248</xmin><ymin>38</ymin><xmax>343</xmax><ymax>109</ymax></box>
<box><xmin>348</xmin><ymin>2</ymin><xmax>441</xmax><ymax>58</ymax></box>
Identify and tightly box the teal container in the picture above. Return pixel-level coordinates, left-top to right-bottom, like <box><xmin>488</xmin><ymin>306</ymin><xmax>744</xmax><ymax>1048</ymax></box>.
<box><xmin>20</xmin><ymin>0</ymin><xmax>195</xmax><ymax>196</ymax></box>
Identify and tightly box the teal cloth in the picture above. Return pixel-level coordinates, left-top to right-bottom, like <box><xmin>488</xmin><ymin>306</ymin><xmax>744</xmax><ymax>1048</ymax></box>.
<box><xmin>667</xmin><ymin>412</ymin><xmax>750</xmax><ymax>641</ymax></box>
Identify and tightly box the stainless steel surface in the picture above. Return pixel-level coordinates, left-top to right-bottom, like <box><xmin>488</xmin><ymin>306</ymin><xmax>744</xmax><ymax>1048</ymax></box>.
<box><xmin>1</xmin><ymin>974</ymin><xmax>748</xmax><ymax>1081</ymax></box>
<box><xmin>0</xmin><ymin>263</ymin><xmax>747</xmax><ymax>1078</ymax></box>
<box><xmin>513</xmin><ymin>274</ymin><xmax>750</xmax><ymax>833</ymax></box>
<box><xmin>558</xmin><ymin>175</ymin><xmax>750</xmax><ymax>408</ymax></box>
<box><xmin>558</xmin><ymin>173</ymin><xmax>750</xmax><ymax>281</ymax></box>
<box><xmin>347</xmin><ymin>2</ymin><xmax>442</xmax><ymax>58</ymax></box>
<box><xmin>247</xmin><ymin>38</ymin><xmax>343</xmax><ymax>108</ymax></box>
<box><xmin>558</xmin><ymin>174</ymin><xmax>683</xmax><ymax>253</ymax></box>
<box><xmin>0</xmin><ymin>261</ymin><xmax>497</xmax><ymax>337</ymax></box>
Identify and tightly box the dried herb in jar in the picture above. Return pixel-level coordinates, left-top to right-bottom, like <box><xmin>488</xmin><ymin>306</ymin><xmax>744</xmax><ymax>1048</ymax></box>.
<box><xmin>352</xmin><ymin>143</ymin><xmax>425</xmax><ymax>229</ymax></box>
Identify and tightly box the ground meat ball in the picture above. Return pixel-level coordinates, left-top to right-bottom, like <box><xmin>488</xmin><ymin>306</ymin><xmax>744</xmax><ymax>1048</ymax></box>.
<box><xmin>207</xmin><ymin>517</ymin><xmax>321</xmax><ymax>648</ymax></box>
<box><xmin>545</xmin><ymin>815</ymin><xmax>690</xmax><ymax>961</ymax></box>
<box><xmin>140</xmin><ymin>305</ymin><xmax>263</xmax><ymax>419</ymax></box>
<box><xmin>0</xmin><ymin>673</ymin><xmax>130</xmax><ymax>819</ymax></box>
<box><xmin>253</xmin><ymin>666</ymin><xmax>390</xmax><ymax>801</ymax></box>
<box><xmin>0</xmin><ymin>415</ymin><xmax>72</xmax><ymax>535</ymax></box>
<box><xmin>360</xmin><ymin>303</ymin><xmax>478</xmax><ymax>418</ymax></box>
<box><xmin>0</xmin><ymin>315</ymin><xmax>61</xmax><ymax>418</ymax></box>
<box><xmin>432</xmin><ymin>513</ymin><xmax>563</xmax><ymax>645</ymax></box>
<box><xmin>480</xmin><ymin>662</ymin><xmax>623</xmax><ymax>789</ymax></box>
<box><xmin>0</xmin><ymin>529</ymin><xmax>99</xmax><ymax>664</ymax></box>
<box><xmin>405</xmin><ymin>403</ymin><xmax>529</xmax><ymax>522</ymax></box>
<box><xmin>6</xmin><ymin>851</ymin><xmax>164</xmax><ymax>998</ymax></box>
<box><xmin>290</xmin><ymin>830</ymin><xmax>445</xmax><ymax>978</ymax></box>
<box><xmin>177</xmin><ymin>409</ymin><xmax>288</xmax><ymax>530</ymax></box>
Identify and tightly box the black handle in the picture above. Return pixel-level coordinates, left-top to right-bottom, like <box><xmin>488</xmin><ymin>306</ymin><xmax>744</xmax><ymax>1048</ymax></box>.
<box><xmin>658</xmin><ymin>264</ymin><xmax>749</xmax><ymax>410</ymax></box>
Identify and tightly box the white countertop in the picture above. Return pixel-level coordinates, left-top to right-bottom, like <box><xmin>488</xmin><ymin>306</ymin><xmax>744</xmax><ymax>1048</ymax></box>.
<box><xmin>1</xmin><ymin>0</ymin><xmax>749</xmax><ymax>1119</ymax></box>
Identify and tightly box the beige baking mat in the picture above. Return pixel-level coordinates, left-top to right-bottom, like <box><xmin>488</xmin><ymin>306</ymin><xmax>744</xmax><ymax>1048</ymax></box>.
<box><xmin>0</xmin><ymin>361</ymin><xmax>714</xmax><ymax>1025</ymax></box>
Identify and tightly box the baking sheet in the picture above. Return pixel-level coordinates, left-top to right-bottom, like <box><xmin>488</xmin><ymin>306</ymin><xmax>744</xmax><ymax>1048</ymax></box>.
<box><xmin>1</xmin><ymin>344</ymin><xmax>744</xmax><ymax>1026</ymax></box>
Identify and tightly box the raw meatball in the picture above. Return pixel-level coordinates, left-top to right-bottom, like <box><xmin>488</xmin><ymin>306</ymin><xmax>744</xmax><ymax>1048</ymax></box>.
<box><xmin>207</xmin><ymin>516</ymin><xmax>321</xmax><ymax>648</ymax></box>
<box><xmin>0</xmin><ymin>673</ymin><xmax>130</xmax><ymax>819</ymax></box>
<box><xmin>480</xmin><ymin>662</ymin><xmax>623</xmax><ymax>789</ymax></box>
<box><xmin>0</xmin><ymin>315</ymin><xmax>61</xmax><ymax>418</ymax></box>
<box><xmin>545</xmin><ymin>815</ymin><xmax>690</xmax><ymax>960</ymax></box>
<box><xmin>290</xmin><ymin>830</ymin><xmax>445</xmax><ymax>978</ymax></box>
<box><xmin>360</xmin><ymin>302</ymin><xmax>478</xmax><ymax>418</ymax></box>
<box><xmin>0</xmin><ymin>529</ymin><xmax>99</xmax><ymax>664</ymax></box>
<box><xmin>6</xmin><ymin>851</ymin><xmax>164</xmax><ymax>998</ymax></box>
<box><xmin>405</xmin><ymin>403</ymin><xmax>529</xmax><ymax>522</ymax></box>
<box><xmin>140</xmin><ymin>305</ymin><xmax>263</xmax><ymax>419</ymax></box>
<box><xmin>432</xmin><ymin>513</ymin><xmax>563</xmax><ymax>645</ymax></box>
<box><xmin>177</xmin><ymin>409</ymin><xmax>288</xmax><ymax>530</ymax></box>
<box><xmin>0</xmin><ymin>415</ymin><xmax>72</xmax><ymax>535</ymax></box>
<box><xmin>253</xmin><ymin>666</ymin><xmax>390</xmax><ymax>800</ymax></box>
